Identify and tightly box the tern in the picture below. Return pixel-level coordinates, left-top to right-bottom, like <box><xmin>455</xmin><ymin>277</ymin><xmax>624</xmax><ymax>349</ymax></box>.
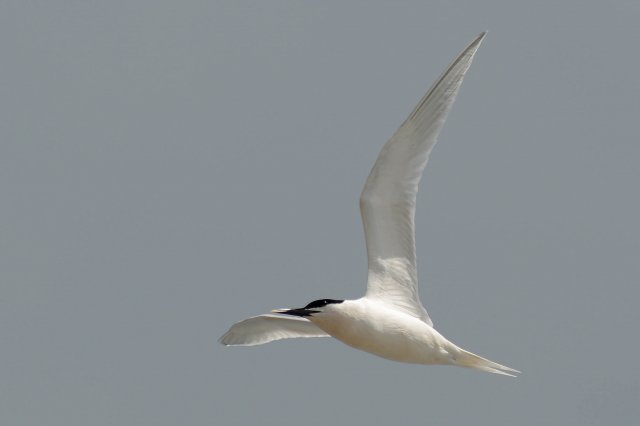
<box><xmin>219</xmin><ymin>32</ymin><xmax>519</xmax><ymax>376</ymax></box>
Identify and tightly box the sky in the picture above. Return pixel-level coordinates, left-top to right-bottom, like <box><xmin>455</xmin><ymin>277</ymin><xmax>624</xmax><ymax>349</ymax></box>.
<box><xmin>2</xmin><ymin>1</ymin><xmax>640</xmax><ymax>425</ymax></box>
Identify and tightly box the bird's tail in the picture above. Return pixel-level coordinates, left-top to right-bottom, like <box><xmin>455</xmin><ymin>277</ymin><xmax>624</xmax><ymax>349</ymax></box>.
<box><xmin>453</xmin><ymin>348</ymin><xmax>520</xmax><ymax>377</ymax></box>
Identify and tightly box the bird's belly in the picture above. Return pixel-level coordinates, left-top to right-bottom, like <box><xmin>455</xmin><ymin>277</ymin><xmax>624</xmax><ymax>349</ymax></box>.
<box><xmin>318</xmin><ymin>314</ymin><xmax>449</xmax><ymax>365</ymax></box>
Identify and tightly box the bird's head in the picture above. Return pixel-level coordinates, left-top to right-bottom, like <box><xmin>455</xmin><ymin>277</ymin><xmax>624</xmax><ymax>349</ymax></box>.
<box><xmin>272</xmin><ymin>299</ymin><xmax>344</xmax><ymax>317</ymax></box>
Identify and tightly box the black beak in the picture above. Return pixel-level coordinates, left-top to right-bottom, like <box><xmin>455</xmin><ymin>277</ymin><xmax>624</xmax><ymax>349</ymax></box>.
<box><xmin>271</xmin><ymin>308</ymin><xmax>319</xmax><ymax>317</ymax></box>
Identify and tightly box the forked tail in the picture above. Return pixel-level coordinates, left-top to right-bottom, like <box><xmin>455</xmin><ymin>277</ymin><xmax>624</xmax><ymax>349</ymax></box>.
<box><xmin>454</xmin><ymin>349</ymin><xmax>520</xmax><ymax>377</ymax></box>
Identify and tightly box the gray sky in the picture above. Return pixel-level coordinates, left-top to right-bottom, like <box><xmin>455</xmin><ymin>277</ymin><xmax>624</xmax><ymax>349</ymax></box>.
<box><xmin>2</xmin><ymin>1</ymin><xmax>639</xmax><ymax>425</ymax></box>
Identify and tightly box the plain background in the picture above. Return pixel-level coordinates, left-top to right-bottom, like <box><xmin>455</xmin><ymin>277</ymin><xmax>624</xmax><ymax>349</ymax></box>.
<box><xmin>2</xmin><ymin>1</ymin><xmax>639</xmax><ymax>425</ymax></box>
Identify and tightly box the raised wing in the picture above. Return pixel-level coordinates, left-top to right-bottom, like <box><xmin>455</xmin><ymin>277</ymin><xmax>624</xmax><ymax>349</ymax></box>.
<box><xmin>219</xmin><ymin>314</ymin><xmax>329</xmax><ymax>346</ymax></box>
<box><xmin>360</xmin><ymin>33</ymin><xmax>486</xmax><ymax>326</ymax></box>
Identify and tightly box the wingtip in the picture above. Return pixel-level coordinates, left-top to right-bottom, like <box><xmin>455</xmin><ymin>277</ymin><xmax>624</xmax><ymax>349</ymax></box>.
<box><xmin>472</xmin><ymin>31</ymin><xmax>488</xmax><ymax>47</ymax></box>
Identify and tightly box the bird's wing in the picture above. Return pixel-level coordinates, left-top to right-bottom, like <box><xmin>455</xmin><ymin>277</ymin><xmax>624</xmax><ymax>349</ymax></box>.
<box><xmin>219</xmin><ymin>314</ymin><xmax>329</xmax><ymax>346</ymax></box>
<box><xmin>360</xmin><ymin>33</ymin><xmax>486</xmax><ymax>326</ymax></box>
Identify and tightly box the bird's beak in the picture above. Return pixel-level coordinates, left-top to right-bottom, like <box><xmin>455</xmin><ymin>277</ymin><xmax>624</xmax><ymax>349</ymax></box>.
<box><xmin>271</xmin><ymin>308</ymin><xmax>319</xmax><ymax>317</ymax></box>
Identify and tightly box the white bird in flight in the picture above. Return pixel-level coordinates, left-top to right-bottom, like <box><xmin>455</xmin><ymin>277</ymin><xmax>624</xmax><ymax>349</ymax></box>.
<box><xmin>220</xmin><ymin>32</ymin><xmax>519</xmax><ymax>377</ymax></box>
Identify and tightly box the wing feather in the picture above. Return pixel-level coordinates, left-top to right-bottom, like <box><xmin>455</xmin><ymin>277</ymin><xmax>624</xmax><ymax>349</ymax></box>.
<box><xmin>219</xmin><ymin>314</ymin><xmax>329</xmax><ymax>346</ymax></box>
<box><xmin>360</xmin><ymin>33</ymin><xmax>487</xmax><ymax>325</ymax></box>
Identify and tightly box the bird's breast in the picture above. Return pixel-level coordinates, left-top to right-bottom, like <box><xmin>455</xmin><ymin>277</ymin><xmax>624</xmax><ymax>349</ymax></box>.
<box><xmin>312</xmin><ymin>302</ymin><xmax>451</xmax><ymax>365</ymax></box>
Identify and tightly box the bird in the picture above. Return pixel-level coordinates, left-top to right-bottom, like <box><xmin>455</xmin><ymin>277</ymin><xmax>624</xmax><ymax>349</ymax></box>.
<box><xmin>219</xmin><ymin>32</ymin><xmax>519</xmax><ymax>377</ymax></box>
